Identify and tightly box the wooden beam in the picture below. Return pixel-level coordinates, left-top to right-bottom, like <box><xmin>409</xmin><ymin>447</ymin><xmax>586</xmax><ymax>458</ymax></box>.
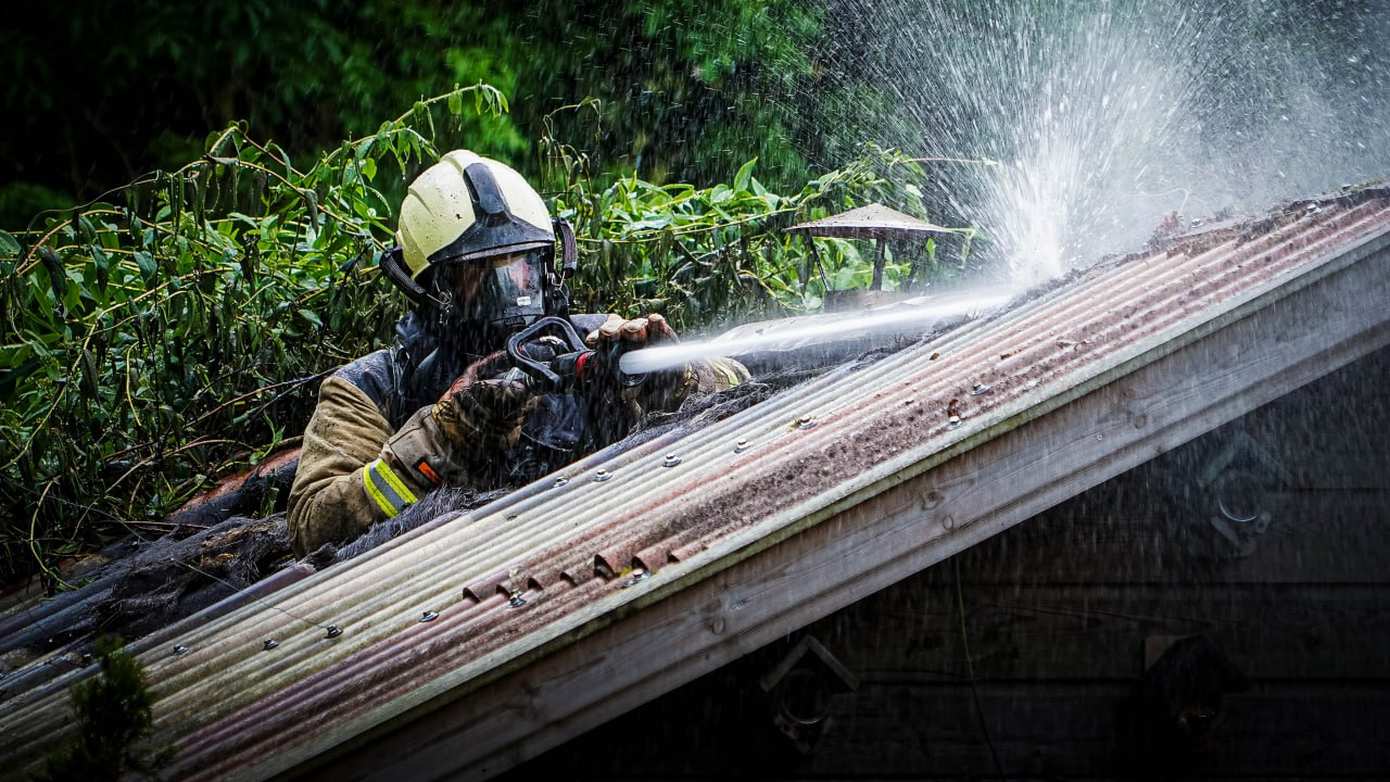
<box><xmin>871</xmin><ymin>237</ymin><xmax>887</xmax><ymax>291</ymax></box>
<box><xmin>305</xmin><ymin>242</ymin><xmax>1390</xmax><ymax>781</ymax></box>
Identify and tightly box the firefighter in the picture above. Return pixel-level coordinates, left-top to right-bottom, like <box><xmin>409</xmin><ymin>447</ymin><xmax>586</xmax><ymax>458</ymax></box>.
<box><xmin>287</xmin><ymin>150</ymin><xmax>747</xmax><ymax>555</ymax></box>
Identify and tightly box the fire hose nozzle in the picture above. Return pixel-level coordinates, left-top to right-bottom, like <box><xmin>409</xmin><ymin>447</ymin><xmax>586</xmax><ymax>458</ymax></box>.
<box><xmin>505</xmin><ymin>316</ymin><xmax>645</xmax><ymax>393</ymax></box>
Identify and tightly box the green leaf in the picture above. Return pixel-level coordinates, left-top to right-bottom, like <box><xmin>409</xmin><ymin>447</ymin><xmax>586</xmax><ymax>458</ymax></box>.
<box><xmin>627</xmin><ymin>214</ymin><xmax>672</xmax><ymax>233</ymax></box>
<box><xmin>0</xmin><ymin>230</ymin><xmax>20</xmax><ymax>256</ymax></box>
<box><xmin>39</xmin><ymin>248</ymin><xmax>67</xmax><ymax>311</ymax></box>
<box><xmin>79</xmin><ymin>349</ymin><xmax>99</xmax><ymax>399</ymax></box>
<box><xmin>734</xmin><ymin>158</ymin><xmax>757</xmax><ymax>192</ymax></box>
<box><xmin>134</xmin><ymin>250</ymin><xmax>157</xmax><ymax>277</ymax></box>
<box><xmin>298</xmin><ymin>308</ymin><xmax>323</xmax><ymax>328</ymax></box>
<box><xmin>91</xmin><ymin>245</ymin><xmax>110</xmax><ymax>294</ymax></box>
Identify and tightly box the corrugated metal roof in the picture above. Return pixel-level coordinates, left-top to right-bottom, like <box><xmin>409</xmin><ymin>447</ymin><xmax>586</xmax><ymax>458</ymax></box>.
<box><xmin>3</xmin><ymin>187</ymin><xmax>1389</xmax><ymax>781</ymax></box>
<box><xmin>785</xmin><ymin>203</ymin><xmax>954</xmax><ymax>238</ymax></box>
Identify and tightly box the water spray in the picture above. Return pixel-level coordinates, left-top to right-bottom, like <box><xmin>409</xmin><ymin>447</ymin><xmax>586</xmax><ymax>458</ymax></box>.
<box><xmin>619</xmin><ymin>288</ymin><xmax>1015</xmax><ymax>375</ymax></box>
<box><xmin>810</xmin><ymin>0</ymin><xmax>1390</xmax><ymax>286</ymax></box>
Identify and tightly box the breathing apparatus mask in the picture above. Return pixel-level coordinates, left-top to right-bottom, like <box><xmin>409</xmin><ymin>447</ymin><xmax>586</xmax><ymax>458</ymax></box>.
<box><xmin>381</xmin><ymin>221</ymin><xmax>577</xmax><ymax>339</ymax></box>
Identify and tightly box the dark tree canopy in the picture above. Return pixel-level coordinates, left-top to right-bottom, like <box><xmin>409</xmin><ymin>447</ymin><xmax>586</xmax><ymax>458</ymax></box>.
<box><xmin>1</xmin><ymin>0</ymin><xmax>825</xmax><ymax>227</ymax></box>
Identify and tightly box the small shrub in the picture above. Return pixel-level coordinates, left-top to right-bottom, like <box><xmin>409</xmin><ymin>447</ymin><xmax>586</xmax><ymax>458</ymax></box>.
<box><xmin>36</xmin><ymin>636</ymin><xmax>172</xmax><ymax>781</ymax></box>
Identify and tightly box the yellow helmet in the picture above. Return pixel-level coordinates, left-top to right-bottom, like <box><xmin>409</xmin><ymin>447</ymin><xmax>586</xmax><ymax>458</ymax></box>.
<box><xmin>382</xmin><ymin>150</ymin><xmax>577</xmax><ymax>329</ymax></box>
<box><xmin>396</xmin><ymin>150</ymin><xmax>554</xmax><ymax>276</ymax></box>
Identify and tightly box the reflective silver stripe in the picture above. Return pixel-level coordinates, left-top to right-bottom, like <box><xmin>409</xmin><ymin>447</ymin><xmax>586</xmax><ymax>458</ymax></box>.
<box><xmin>365</xmin><ymin>459</ymin><xmax>413</xmax><ymax>517</ymax></box>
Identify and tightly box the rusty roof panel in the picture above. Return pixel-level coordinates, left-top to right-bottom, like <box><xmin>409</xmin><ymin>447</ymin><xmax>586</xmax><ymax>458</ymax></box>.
<box><xmin>785</xmin><ymin>203</ymin><xmax>954</xmax><ymax>238</ymax></box>
<box><xmin>3</xmin><ymin>188</ymin><xmax>1389</xmax><ymax>781</ymax></box>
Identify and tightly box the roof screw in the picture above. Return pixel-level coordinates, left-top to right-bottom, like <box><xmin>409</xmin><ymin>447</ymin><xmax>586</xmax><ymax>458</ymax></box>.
<box><xmin>621</xmin><ymin>569</ymin><xmax>649</xmax><ymax>589</ymax></box>
<box><xmin>797</xmin><ymin>416</ymin><xmax>817</xmax><ymax>430</ymax></box>
<box><xmin>509</xmin><ymin>592</ymin><xmax>528</xmax><ymax>608</ymax></box>
<box><xmin>324</xmin><ymin>625</ymin><xmax>343</xmax><ymax>639</ymax></box>
<box><xmin>172</xmin><ymin>644</ymin><xmax>189</xmax><ymax>657</ymax></box>
<box><xmin>662</xmin><ymin>453</ymin><xmax>682</xmax><ymax>468</ymax></box>
<box><xmin>948</xmin><ymin>415</ymin><xmax>961</xmax><ymax>428</ymax></box>
<box><xmin>419</xmin><ymin>610</ymin><xmax>439</xmax><ymax>623</ymax></box>
<box><xmin>262</xmin><ymin>639</ymin><xmax>279</xmax><ymax>652</ymax></box>
<box><xmin>734</xmin><ymin>437</ymin><xmax>750</xmax><ymax>453</ymax></box>
<box><xmin>553</xmin><ymin>476</ymin><xmax>569</xmax><ymax>488</ymax></box>
<box><xmin>593</xmin><ymin>469</ymin><xmax>612</xmax><ymax>483</ymax></box>
<box><xmin>971</xmin><ymin>383</ymin><xmax>992</xmax><ymax>396</ymax></box>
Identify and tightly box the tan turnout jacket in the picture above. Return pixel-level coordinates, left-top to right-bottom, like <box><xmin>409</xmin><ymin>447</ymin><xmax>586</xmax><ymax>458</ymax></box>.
<box><xmin>287</xmin><ymin>348</ymin><xmax>748</xmax><ymax>556</ymax></box>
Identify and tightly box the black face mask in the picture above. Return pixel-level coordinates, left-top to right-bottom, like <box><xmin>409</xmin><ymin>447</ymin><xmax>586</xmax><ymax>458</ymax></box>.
<box><xmin>380</xmin><ymin>218</ymin><xmax>576</xmax><ymax>338</ymax></box>
<box><xmin>443</xmin><ymin>252</ymin><xmax>547</xmax><ymax>332</ymax></box>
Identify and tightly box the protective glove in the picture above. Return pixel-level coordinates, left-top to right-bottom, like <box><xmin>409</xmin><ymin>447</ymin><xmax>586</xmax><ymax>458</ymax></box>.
<box><xmin>434</xmin><ymin>374</ymin><xmax>535</xmax><ymax>447</ymax></box>
<box><xmin>585</xmin><ymin>313</ymin><xmax>696</xmax><ymax>421</ymax></box>
<box><xmin>383</xmin><ymin>365</ymin><xmax>536</xmax><ymax>492</ymax></box>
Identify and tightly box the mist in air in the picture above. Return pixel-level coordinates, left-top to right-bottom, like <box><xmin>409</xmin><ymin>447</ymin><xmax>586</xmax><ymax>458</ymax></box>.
<box><xmin>800</xmin><ymin>0</ymin><xmax>1390</xmax><ymax>285</ymax></box>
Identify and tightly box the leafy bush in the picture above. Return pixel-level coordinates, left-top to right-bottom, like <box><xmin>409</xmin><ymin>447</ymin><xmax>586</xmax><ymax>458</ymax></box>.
<box><xmin>0</xmin><ymin>87</ymin><xmax>955</xmax><ymax>583</ymax></box>
<box><xmin>36</xmin><ymin>636</ymin><xmax>170</xmax><ymax>781</ymax></box>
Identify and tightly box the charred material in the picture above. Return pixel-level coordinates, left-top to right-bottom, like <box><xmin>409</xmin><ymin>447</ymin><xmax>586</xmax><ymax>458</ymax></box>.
<box><xmin>329</xmin><ymin>487</ymin><xmax>513</xmax><ymax>564</ymax></box>
<box><xmin>164</xmin><ymin>447</ymin><xmax>301</xmax><ymax>533</ymax></box>
<box><xmin>0</xmin><ymin>514</ymin><xmax>296</xmax><ymax>677</ymax></box>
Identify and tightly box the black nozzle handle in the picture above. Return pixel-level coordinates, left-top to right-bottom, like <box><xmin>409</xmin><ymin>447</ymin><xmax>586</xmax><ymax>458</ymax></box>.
<box><xmin>505</xmin><ymin>316</ymin><xmax>588</xmax><ymax>391</ymax></box>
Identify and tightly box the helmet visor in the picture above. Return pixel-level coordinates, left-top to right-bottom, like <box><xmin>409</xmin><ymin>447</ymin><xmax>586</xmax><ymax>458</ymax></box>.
<box><xmin>443</xmin><ymin>251</ymin><xmax>546</xmax><ymax>327</ymax></box>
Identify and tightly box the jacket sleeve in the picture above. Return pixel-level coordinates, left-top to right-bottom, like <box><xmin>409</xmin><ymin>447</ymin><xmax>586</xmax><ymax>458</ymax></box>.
<box><xmin>636</xmin><ymin>356</ymin><xmax>750</xmax><ymax>418</ymax></box>
<box><xmin>693</xmin><ymin>356</ymin><xmax>751</xmax><ymax>393</ymax></box>
<box><xmin>287</xmin><ymin>375</ymin><xmax>396</xmax><ymax>556</ymax></box>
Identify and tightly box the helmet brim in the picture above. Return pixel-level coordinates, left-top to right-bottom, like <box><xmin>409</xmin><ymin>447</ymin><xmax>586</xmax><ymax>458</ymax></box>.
<box><xmin>431</xmin><ymin>240</ymin><xmax>554</xmax><ymax>268</ymax></box>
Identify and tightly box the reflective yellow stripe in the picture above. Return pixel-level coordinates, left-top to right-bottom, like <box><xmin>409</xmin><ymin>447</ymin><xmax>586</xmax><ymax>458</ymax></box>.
<box><xmin>361</xmin><ymin>464</ymin><xmax>399</xmax><ymax>518</ymax></box>
<box><xmin>713</xmin><ymin>360</ymin><xmax>743</xmax><ymax>389</ymax></box>
<box><xmin>372</xmin><ymin>458</ymin><xmax>419</xmax><ymax>505</ymax></box>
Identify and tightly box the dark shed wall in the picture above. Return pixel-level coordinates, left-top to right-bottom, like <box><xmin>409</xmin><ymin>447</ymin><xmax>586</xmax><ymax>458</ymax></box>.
<box><xmin>512</xmin><ymin>344</ymin><xmax>1390</xmax><ymax>780</ymax></box>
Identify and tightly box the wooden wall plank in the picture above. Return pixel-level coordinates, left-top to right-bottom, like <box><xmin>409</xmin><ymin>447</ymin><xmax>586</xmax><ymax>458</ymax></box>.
<box><xmin>949</xmin><ymin>491</ymin><xmax>1390</xmax><ymax>586</ymax></box>
<box><xmin>519</xmin><ymin>679</ymin><xmax>1390</xmax><ymax>780</ymax></box>
<box><xmin>811</xmin><ymin>685</ymin><xmax>1390</xmax><ymax>779</ymax></box>
<box><xmin>810</xmin><ymin>583</ymin><xmax>1390</xmax><ymax>681</ymax></box>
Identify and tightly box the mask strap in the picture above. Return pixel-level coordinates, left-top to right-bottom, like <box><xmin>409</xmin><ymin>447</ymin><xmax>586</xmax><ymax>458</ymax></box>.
<box><xmin>381</xmin><ymin>246</ymin><xmax>446</xmax><ymax>308</ymax></box>
<box><xmin>554</xmin><ymin>219</ymin><xmax>578</xmax><ymax>277</ymax></box>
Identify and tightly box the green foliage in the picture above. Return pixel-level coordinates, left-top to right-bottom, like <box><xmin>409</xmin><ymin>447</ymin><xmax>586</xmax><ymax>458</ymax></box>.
<box><xmin>36</xmin><ymin>636</ymin><xmax>170</xmax><ymax>781</ymax></box>
<box><xmin>1</xmin><ymin>88</ymin><xmax>956</xmax><ymax>582</ymax></box>
<box><xmin>0</xmin><ymin>86</ymin><xmax>502</xmax><ymax>581</ymax></box>
<box><xmin>549</xmin><ymin>137</ymin><xmax>957</xmax><ymax>328</ymax></box>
